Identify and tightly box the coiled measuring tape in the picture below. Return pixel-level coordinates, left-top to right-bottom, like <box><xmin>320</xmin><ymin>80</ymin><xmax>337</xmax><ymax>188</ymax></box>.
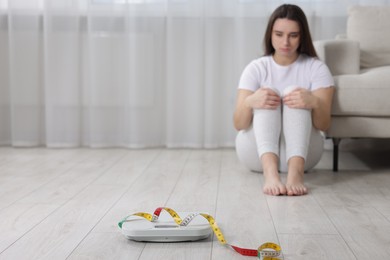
<box><xmin>118</xmin><ymin>207</ymin><xmax>282</xmax><ymax>259</ymax></box>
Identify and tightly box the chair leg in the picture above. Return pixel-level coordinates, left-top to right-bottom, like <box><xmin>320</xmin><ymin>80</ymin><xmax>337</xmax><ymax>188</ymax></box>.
<box><xmin>332</xmin><ymin>138</ymin><xmax>341</xmax><ymax>172</ymax></box>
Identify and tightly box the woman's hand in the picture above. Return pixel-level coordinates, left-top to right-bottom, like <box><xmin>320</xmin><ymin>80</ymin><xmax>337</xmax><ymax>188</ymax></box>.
<box><xmin>283</xmin><ymin>88</ymin><xmax>318</xmax><ymax>109</ymax></box>
<box><xmin>246</xmin><ymin>88</ymin><xmax>281</xmax><ymax>109</ymax></box>
<box><xmin>233</xmin><ymin>88</ymin><xmax>281</xmax><ymax>130</ymax></box>
<box><xmin>283</xmin><ymin>87</ymin><xmax>335</xmax><ymax>131</ymax></box>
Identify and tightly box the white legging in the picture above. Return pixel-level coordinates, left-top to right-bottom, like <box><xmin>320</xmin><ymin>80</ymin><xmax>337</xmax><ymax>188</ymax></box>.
<box><xmin>235</xmin><ymin>86</ymin><xmax>324</xmax><ymax>172</ymax></box>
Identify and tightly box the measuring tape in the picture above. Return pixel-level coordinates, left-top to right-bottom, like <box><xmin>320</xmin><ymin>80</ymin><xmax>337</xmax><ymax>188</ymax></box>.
<box><xmin>118</xmin><ymin>207</ymin><xmax>282</xmax><ymax>259</ymax></box>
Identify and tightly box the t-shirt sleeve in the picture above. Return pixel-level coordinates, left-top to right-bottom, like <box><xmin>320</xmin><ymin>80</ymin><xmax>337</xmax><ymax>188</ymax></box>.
<box><xmin>238</xmin><ymin>61</ymin><xmax>260</xmax><ymax>92</ymax></box>
<box><xmin>310</xmin><ymin>60</ymin><xmax>335</xmax><ymax>91</ymax></box>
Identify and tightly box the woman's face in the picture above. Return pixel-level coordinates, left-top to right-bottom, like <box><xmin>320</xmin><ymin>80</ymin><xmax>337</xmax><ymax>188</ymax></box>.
<box><xmin>271</xmin><ymin>18</ymin><xmax>301</xmax><ymax>60</ymax></box>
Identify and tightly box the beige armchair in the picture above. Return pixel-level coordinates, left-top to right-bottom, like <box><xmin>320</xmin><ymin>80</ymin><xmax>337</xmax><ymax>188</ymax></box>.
<box><xmin>314</xmin><ymin>6</ymin><xmax>390</xmax><ymax>171</ymax></box>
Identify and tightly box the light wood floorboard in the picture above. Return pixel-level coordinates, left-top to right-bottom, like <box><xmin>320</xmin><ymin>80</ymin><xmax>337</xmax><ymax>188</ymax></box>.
<box><xmin>1</xmin><ymin>147</ymin><xmax>390</xmax><ymax>260</ymax></box>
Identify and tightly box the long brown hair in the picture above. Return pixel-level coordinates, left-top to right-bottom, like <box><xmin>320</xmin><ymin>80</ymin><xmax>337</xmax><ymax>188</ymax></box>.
<box><xmin>263</xmin><ymin>4</ymin><xmax>317</xmax><ymax>57</ymax></box>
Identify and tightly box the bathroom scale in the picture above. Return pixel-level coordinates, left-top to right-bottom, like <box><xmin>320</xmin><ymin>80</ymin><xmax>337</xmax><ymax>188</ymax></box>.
<box><xmin>120</xmin><ymin>211</ymin><xmax>212</xmax><ymax>242</ymax></box>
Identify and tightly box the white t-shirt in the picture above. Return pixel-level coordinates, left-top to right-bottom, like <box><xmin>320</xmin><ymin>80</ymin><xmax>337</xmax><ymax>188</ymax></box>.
<box><xmin>238</xmin><ymin>54</ymin><xmax>334</xmax><ymax>95</ymax></box>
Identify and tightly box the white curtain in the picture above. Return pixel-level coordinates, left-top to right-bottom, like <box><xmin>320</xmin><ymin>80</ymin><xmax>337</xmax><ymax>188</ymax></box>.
<box><xmin>0</xmin><ymin>0</ymin><xmax>389</xmax><ymax>148</ymax></box>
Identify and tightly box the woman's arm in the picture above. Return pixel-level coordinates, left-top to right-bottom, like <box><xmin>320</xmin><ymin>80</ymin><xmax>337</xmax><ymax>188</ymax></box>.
<box><xmin>283</xmin><ymin>87</ymin><xmax>335</xmax><ymax>131</ymax></box>
<box><xmin>311</xmin><ymin>87</ymin><xmax>335</xmax><ymax>131</ymax></box>
<box><xmin>233</xmin><ymin>90</ymin><xmax>254</xmax><ymax>131</ymax></box>
<box><xmin>233</xmin><ymin>88</ymin><xmax>282</xmax><ymax>131</ymax></box>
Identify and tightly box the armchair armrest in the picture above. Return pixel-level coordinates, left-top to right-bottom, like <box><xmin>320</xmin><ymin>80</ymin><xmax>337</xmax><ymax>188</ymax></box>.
<box><xmin>314</xmin><ymin>39</ymin><xmax>360</xmax><ymax>76</ymax></box>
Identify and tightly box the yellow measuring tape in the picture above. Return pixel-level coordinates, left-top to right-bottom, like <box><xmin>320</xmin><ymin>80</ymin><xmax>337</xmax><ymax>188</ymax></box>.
<box><xmin>118</xmin><ymin>207</ymin><xmax>282</xmax><ymax>259</ymax></box>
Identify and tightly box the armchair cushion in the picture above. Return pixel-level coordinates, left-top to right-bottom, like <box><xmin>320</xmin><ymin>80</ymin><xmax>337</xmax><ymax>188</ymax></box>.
<box><xmin>332</xmin><ymin>66</ymin><xmax>390</xmax><ymax>116</ymax></box>
<box><xmin>347</xmin><ymin>6</ymin><xmax>390</xmax><ymax>68</ymax></box>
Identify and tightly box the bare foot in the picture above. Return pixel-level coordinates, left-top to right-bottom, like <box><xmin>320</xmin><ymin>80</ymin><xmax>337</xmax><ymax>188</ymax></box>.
<box><xmin>286</xmin><ymin>171</ymin><xmax>307</xmax><ymax>196</ymax></box>
<box><xmin>261</xmin><ymin>153</ymin><xmax>286</xmax><ymax>196</ymax></box>
<box><xmin>286</xmin><ymin>156</ymin><xmax>307</xmax><ymax>196</ymax></box>
<box><xmin>263</xmin><ymin>171</ymin><xmax>287</xmax><ymax>196</ymax></box>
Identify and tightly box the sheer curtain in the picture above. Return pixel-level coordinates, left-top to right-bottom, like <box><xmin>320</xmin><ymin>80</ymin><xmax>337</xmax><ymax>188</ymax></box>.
<box><xmin>0</xmin><ymin>0</ymin><xmax>389</xmax><ymax>148</ymax></box>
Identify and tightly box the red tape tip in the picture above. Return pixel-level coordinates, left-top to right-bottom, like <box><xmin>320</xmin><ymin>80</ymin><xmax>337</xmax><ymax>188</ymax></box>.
<box><xmin>230</xmin><ymin>245</ymin><xmax>258</xmax><ymax>257</ymax></box>
<box><xmin>153</xmin><ymin>207</ymin><xmax>163</xmax><ymax>217</ymax></box>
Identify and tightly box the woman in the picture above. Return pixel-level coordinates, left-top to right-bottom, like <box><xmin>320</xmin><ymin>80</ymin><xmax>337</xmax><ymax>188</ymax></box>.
<box><xmin>233</xmin><ymin>4</ymin><xmax>334</xmax><ymax>196</ymax></box>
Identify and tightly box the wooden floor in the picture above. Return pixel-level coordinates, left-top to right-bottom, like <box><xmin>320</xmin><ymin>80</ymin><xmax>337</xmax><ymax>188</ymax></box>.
<box><xmin>0</xmin><ymin>147</ymin><xmax>390</xmax><ymax>260</ymax></box>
